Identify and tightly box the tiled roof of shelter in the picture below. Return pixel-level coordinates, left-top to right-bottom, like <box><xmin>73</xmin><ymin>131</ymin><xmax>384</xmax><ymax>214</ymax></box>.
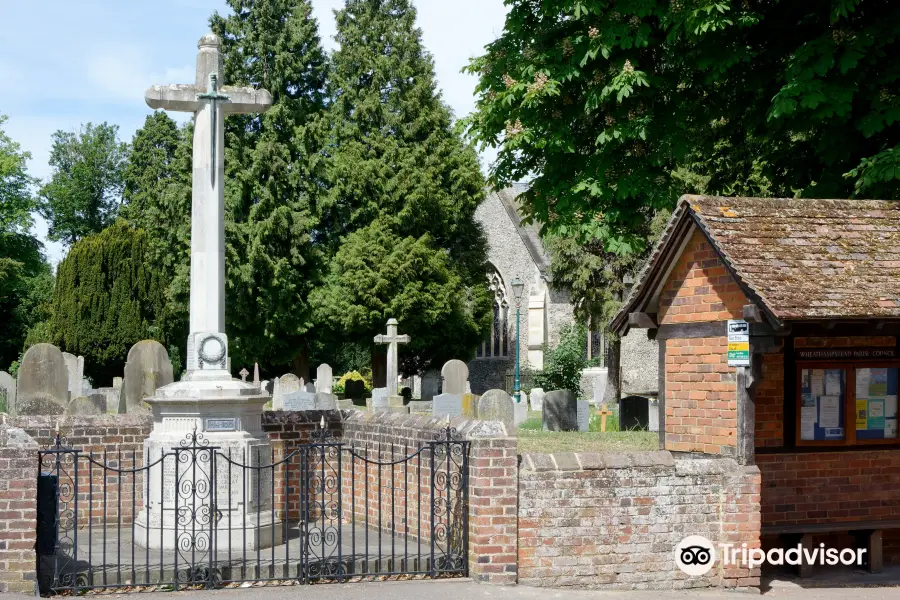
<box><xmin>611</xmin><ymin>195</ymin><xmax>900</xmax><ymax>333</ymax></box>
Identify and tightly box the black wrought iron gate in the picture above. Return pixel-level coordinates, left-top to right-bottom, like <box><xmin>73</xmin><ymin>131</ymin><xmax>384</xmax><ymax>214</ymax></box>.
<box><xmin>36</xmin><ymin>426</ymin><xmax>468</xmax><ymax>595</ymax></box>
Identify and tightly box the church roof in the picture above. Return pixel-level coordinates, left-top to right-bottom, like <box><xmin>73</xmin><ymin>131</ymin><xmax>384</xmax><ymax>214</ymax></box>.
<box><xmin>491</xmin><ymin>183</ymin><xmax>552</xmax><ymax>278</ymax></box>
<box><xmin>611</xmin><ymin>195</ymin><xmax>900</xmax><ymax>334</ymax></box>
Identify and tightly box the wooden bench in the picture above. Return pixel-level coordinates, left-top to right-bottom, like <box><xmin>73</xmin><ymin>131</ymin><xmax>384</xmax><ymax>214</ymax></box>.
<box><xmin>762</xmin><ymin>520</ymin><xmax>900</xmax><ymax>577</ymax></box>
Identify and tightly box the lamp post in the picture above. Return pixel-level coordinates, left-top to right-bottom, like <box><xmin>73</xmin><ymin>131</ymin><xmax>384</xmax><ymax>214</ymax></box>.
<box><xmin>511</xmin><ymin>277</ymin><xmax>524</xmax><ymax>403</ymax></box>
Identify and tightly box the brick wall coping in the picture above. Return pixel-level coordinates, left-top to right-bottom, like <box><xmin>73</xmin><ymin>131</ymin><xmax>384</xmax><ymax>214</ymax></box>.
<box><xmin>342</xmin><ymin>408</ymin><xmax>509</xmax><ymax>439</ymax></box>
<box><xmin>0</xmin><ymin>424</ymin><xmax>37</xmax><ymax>448</ymax></box>
<box><xmin>521</xmin><ymin>450</ymin><xmax>761</xmax><ymax>476</ymax></box>
<box><xmin>11</xmin><ymin>414</ymin><xmax>153</xmax><ymax>429</ymax></box>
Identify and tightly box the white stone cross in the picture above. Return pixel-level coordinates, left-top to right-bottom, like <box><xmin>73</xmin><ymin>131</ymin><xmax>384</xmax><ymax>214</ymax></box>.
<box><xmin>374</xmin><ymin>318</ymin><xmax>410</xmax><ymax>397</ymax></box>
<box><xmin>144</xmin><ymin>33</ymin><xmax>272</xmax><ymax>346</ymax></box>
<box><xmin>239</xmin><ymin>368</ymin><xmax>249</xmax><ymax>382</ymax></box>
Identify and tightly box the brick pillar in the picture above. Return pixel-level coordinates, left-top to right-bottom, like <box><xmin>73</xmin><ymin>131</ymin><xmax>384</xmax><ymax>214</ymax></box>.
<box><xmin>721</xmin><ymin>465</ymin><xmax>762</xmax><ymax>588</ymax></box>
<box><xmin>0</xmin><ymin>427</ymin><xmax>39</xmax><ymax>594</ymax></box>
<box><xmin>468</xmin><ymin>436</ymin><xmax>517</xmax><ymax>584</ymax></box>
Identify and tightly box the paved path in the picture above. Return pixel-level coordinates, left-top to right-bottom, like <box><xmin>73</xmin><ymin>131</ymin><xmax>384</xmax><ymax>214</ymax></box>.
<box><xmin>13</xmin><ymin>578</ymin><xmax>900</xmax><ymax>600</ymax></box>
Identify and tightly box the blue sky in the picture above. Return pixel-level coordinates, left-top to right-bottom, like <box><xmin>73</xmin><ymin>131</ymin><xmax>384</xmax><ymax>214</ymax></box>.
<box><xmin>0</xmin><ymin>0</ymin><xmax>508</xmax><ymax>264</ymax></box>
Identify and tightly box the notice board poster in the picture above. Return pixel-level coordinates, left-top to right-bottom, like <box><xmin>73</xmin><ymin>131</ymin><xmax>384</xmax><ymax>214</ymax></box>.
<box><xmin>855</xmin><ymin>367</ymin><xmax>899</xmax><ymax>440</ymax></box>
<box><xmin>800</xmin><ymin>368</ymin><xmax>845</xmax><ymax>441</ymax></box>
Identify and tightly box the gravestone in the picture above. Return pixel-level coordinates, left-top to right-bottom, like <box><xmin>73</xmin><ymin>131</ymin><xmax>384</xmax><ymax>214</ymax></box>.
<box><xmin>316</xmin><ymin>364</ymin><xmax>333</xmax><ymax>393</ymax></box>
<box><xmin>62</xmin><ymin>352</ymin><xmax>84</xmax><ymax>398</ymax></box>
<box><xmin>577</xmin><ymin>399</ymin><xmax>590</xmax><ymax>432</ymax></box>
<box><xmin>283</xmin><ymin>389</ymin><xmax>316</xmax><ymax>411</ymax></box>
<box><xmin>95</xmin><ymin>387</ymin><xmax>120</xmax><ymax>414</ymax></box>
<box><xmin>619</xmin><ymin>396</ymin><xmax>650</xmax><ymax>431</ymax></box>
<box><xmin>121</xmin><ymin>340</ymin><xmax>174</xmax><ymax>413</ymax></box>
<box><xmin>370</xmin><ymin>387</ymin><xmax>389</xmax><ymax>409</ymax></box>
<box><xmin>407</xmin><ymin>400</ymin><xmax>432</xmax><ymax>414</ymax></box>
<box><xmin>432</xmin><ymin>393</ymin><xmax>462</xmax><ymax>418</ymax></box>
<box><xmin>421</xmin><ymin>370</ymin><xmax>440</xmax><ymax>402</ymax></box>
<box><xmin>338</xmin><ymin>399</ymin><xmax>355</xmax><ymax>410</ymax></box>
<box><xmin>462</xmin><ymin>393</ymin><xmax>479</xmax><ymax>417</ymax></box>
<box><xmin>304</xmin><ymin>382</ymin><xmax>315</xmax><ymax>393</ymax></box>
<box><xmin>314</xmin><ymin>392</ymin><xmax>337</xmax><ymax>410</ymax></box>
<box><xmin>113</xmin><ymin>377</ymin><xmax>123</xmax><ymax>390</ymax></box>
<box><xmin>253</xmin><ymin>363</ymin><xmax>260</xmax><ymax>386</ymax></box>
<box><xmin>273</xmin><ymin>374</ymin><xmax>301</xmax><ymax>411</ymax></box>
<box><xmin>441</xmin><ymin>360</ymin><xmax>468</xmax><ymax>395</ymax></box>
<box><xmin>345</xmin><ymin>379</ymin><xmax>365</xmax><ymax>400</ymax></box>
<box><xmin>478</xmin><ymin>389</ymin><xmax>515</xmax><ymax>434</ymax></box>
<box><xmin>592</xmin><ymin>370</ymin><xmax>609</xmax><ymax>406</ymax></box>
<box><xmin>514</xmin><ymin>402</ymin><xmax>528</xmax><ymax>427</ymax></box>
<box><xmin>16</xmin><ymin>343</ymin><xmax>69</xmax><ymax>415</ymax></box>
<box><xmin>529</xmin><ymin>388</ymin><xmax>545</xmax><ymax>411</ymax></box>
<box><xmin>81</xmin><ymin>379</ymin><xmax>92</xmax><ymax>396</ymax></box>
<box><xmin>0</xmin><ymin>371</ymin><xmax>15</xmax><ymax>414</ymax></box>
<box><xmin>66</xmin><ymin>394</ymin><xmax>105</xmax><ymax>415</ymax></box>
<box><xmin>649</xmin><ymin>398</ymin><xmax>659</xmax><ymax>432</ymax></box>
<box><xmin>543</xmin><ymin>390</ymin><xmax>577</xmax><ymax>432</ymax></box>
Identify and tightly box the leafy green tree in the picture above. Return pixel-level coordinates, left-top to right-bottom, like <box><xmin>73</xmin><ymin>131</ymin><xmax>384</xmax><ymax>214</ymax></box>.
<box><xmin>319</xmin><ymin>0</ymin><xmax>492</xmax><ymax>371</ymax></box>
<box><xmin>310</xmin><ymin>219</ymin><xmax>491</xmax><ymax>372</ymax></box>
<box><xmin>48</xmin><ymin>220</ymin><xmax>167</xmax><ymax>385</ymax></box>
<box><xmin>464</xmin><ymin>0</ymin><xmax>900</xmax><ymax>253</ymax></box>
<box><xmin>39</xmin><ymin>122</ymin><xmax>127</xmax><ymax>245</ymax></box>
<box><xmin>0</xmin><ymin>114</ymin><xmax>51</xmax><ymax>369</ymax></box>
<box><xmin>211</xmin><ymin>0</ymin><xmax>331</xmax><ymax>374</ymax></box>
<box><xmin>532</xmin><ymin>323</ymin><xmax>593</xmax><ymax>396</ymax></box>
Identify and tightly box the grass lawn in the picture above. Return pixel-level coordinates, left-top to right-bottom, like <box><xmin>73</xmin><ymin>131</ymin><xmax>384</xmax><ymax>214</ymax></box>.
<box><xmin>516</xmin><ymin>410</ymin><xmax>658</xmax><ymax>453</ymax></box>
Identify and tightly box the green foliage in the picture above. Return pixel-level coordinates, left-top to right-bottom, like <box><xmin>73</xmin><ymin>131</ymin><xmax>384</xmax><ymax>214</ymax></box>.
<box><xmin>464</xmin><ymin>0</ymin><xmax>900</xmax><ymax>253</ymax></box>
<box><xmin>336</xmin><ymin>370</ymin><xmax>372</xmax><ymax>392</ymax></box>
<box><xmin>0</xmin><ymin>114</ymin><xmax>52</xmax><ymax>370</ymax></box>
<box><xmin>48</xmin><ymin>220</ymin><xmax>167</xmax><ymax>385</ymax></box>
<box><xmin>533</xmin><ymin>324</ymin><xmax>593</xmax><ymax>395</ymax></box>
<box><xmin>317</xmin><ymin>0</ymin><xmax>492</xmax><ymax>370</ymax></box>
<box><xmin>311</xmin><ymin>219</ymin><xmax>491</xmax><ymax>372</ymax></box>
<box><xmin>210</xmin><ymin>0</ymin><xmax>331</xmax><ymax>371</ymax></box>
<box><xmin>39</xmin><ymin>122</ymin><xmax>127</xmax><ymax>245</ymax></box>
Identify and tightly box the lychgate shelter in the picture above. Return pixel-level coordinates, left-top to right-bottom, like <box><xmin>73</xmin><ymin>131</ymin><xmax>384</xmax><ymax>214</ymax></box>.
<box><xmin>612</xmin><ymin>195</ymin><xmax>900</xmax><ymax>570</ymax></box>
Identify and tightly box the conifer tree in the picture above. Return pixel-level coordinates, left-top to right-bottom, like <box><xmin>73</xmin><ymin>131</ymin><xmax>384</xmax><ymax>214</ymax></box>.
<box><xmin>211</xmin><ymin>0</ymin><xmax>331</xmax><ymax>374</ymax></box>
<box><xmin>48</xmin><ymin>221</ymin><xmax>167</xmax><ymax>385</ymax></box>
<box><xmin>316</xmin><ymin>0</ymin><xmax>492</xmax><ymax>371</ymax></box>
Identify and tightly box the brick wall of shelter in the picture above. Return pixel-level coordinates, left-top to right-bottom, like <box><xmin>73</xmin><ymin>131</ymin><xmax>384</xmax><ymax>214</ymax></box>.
<box><xmin>665</xmin><ymin>337</ymin><xmax>737</xmax><ymax>454</ymax></box>
<box><xmin>657</xmin><ymin>229</ymin><xmax>748</xmax><ymax>326</ymax></box>
<box><xmin>518</xmin><ymin>452</ymin><xmax>761</xmax><ymax>590</ymax></box>
<box><xmin>0</xmin><ymin>426</ymin><xmax>38</xmax><ymax>594</ymax></box>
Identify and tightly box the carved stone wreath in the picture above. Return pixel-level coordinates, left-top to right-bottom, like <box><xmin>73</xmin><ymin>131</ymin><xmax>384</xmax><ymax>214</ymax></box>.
<box><xmin>198</xmin><ymin>335</ymin><xmax>226</xmax><ymax>368</ymax></box>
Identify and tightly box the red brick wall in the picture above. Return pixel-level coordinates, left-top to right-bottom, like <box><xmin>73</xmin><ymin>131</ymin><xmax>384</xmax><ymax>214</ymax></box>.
<box><xmin>518</xmin><ymin>452</ymin><xmax>761</xmax><ymax>590</ymax></box>
<box><xmin>665</xmin><ymin>337</ymin><xmax>737</xmax><ymax>454</ymax></box>
<box><xmin>468</xmin><ymin>437</ymin><xmax>518</xmax><ymax>585</ymax></box>
<box><xmin>0</xmin><ymin>427</ymin><xmax>38</xmax><ymax>594</ymax></box>
<box><xmin>658</xmin><ymin>229</ymin><xmax>748</xmax><ymax>325</ymax></box>
<box><xmin>754</xmin><ymin>353</ymin><xmax>785</xmax><ymax>448</ymax></box>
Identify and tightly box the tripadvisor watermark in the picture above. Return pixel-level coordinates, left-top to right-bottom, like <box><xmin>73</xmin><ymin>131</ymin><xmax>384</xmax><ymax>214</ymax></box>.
<box><xmin>675</xmin><ymin>535</ymin><xmax>866</xmax><ymax>576</ymax></box>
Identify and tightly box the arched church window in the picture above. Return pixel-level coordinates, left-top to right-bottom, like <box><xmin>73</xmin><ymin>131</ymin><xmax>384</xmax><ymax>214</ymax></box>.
<box><xmin>585</xmin><ymin>316</ymin><xmax>608</xmax><ymax>367</ymax></box>
<box><xmin>476</xmin><ymin>271</ymin><xmax>510</xmax><ymax>358</ymax></box>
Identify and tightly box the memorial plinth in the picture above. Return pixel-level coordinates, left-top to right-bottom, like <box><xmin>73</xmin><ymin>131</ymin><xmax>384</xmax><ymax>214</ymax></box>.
<box><xmin>133</xmin><ymin>32</ymin><xmax>276</xmax><ymax>552</ymax></box>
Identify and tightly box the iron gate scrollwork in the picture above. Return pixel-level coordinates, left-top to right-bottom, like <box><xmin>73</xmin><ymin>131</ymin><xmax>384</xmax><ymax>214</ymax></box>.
<box><xmin>36</xmin><ymin>425</ymin><xmax>469</xmax><ymax>595</ymax></box>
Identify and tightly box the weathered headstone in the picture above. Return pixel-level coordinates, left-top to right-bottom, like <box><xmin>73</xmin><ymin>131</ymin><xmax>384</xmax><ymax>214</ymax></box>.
<box><xmin>529</xmin><ymin>388</ymin><xmax>545</xmax><ymax>412</ymax></box>
<box><xmin>592</xmin><ymin>370</ymin><xmax>609</xmax><ymax>406</ymax></box>
<box><xmin>441</xmin><ymin>360</ymin><xmax>468</xmax><ymax>395</ymax></box>
<box><xmin>316</xmin><ymin>364</ymin><xmax>333</xmax><ymax>393</ymax></box>
<box><xmin>81</xmin><ymin>379</ymin><xmax>92</xmax><ymax>396</ymax></box>
<box><xmin>543</xmin><ymin>390</ymin><xmax>577</xmax><ymax>431</ymax></box>
<box><xmin>421</xmin><ymin>370</ymin><xmax>440</xmax><ymax>402</ymax></box>
<box><xmin>314</xmin><ymin>392</ymin><xmax>337</xmax><ymax>410</ymax></box>
<box><xmin>121</xmin><ymin>340</ymin><xmax>174</xmax><ymax>413</ymax></box>
<box><xmin>577</xmin><ymin>399</ymin><xmax>590</xmax><ymax>432</ymax></box>
<box><xmin>304</xmin><ymin>381</ymin><xmax>316</xmax><ymax>394</ymax></box>
<box><xmin>273</xmin><ymin>374</ymin><xmax>301</xmax><ymax>411</ymax></box>
<box><xmin>338</xmin><ymin>398</ymin><xmax>355</xmax><ymax>410</ymax></box>
<box><xmin>514</xmin><ymin>402</ymin><xmax>528</xmax><ymax>427</ymax></box>
<box><xmin>432</xmin><ymin>393</ymin><xmax>462</xmax><ymax>418</ymax></box>
<box><xmin>619</xmin><ymin>396</ymin><xmax>650</xmax><ymax>431</ymax></box>
<box><xmin>407</xmin><ymin>400</ymin><xmax>432</xmax><ymax>414</ymax></box>
<box><xmin>0</xmin><ymin>371</ymin><xmax>16</xmax><ymax>414</ymax></box>
<box><xmin>113</xmin><ymin>377</ymin><xmax>123</xmax><ymax>390</ymax></box>
<box><xmin>283</xmin><ymin>389</ymin><xmax>316</xmax><ymax>411</ymax></box>
<box><xmin>16</xmin><ymin>343</ymin><xmax>69</xmax><ymax>415</ymax></box>
<box><xmin>95</xmin><ymin>387</ymin><xmax>120</xmax><ymax>414</ymax></box>
<box><xmin>477</xmin><ymin>389</ymin><xmax>515</xmax><ymax>434</ymax></box>
<box><xmin>345</xmin><ymin>379</ymin><xmax>365</xmax><ymax>400</ymax></box>
<box><xmin>371</xmin><ymin>387</ymin><xmax>389</xmax><ymax>409</ymax></box>
<box><xmin>66</xmin><ymin>394</ymin><xmax>105</xmax><ymax>416</ymax></box>
<box><xmin>62</xmin><ymin>352</ymin><xmax>85</xmax><ymax>398</ymax></box>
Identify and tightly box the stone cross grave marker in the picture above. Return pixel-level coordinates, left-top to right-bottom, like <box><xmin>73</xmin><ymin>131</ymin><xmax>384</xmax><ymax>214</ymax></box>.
<box><xmin>374</xmin><ymin>319</ymin><xmax>409</xmax><ymax>397</ymax></box>
<box><xmin>145</xmin><ymin>33</ymin><xmax>272</xmax><ymax>374</ymax></box>
<box><xmin>441</xmin><ymin>360</ymin><xmax>468</xmax><ymax>395</ymax></box>
<box><xmin>239</xmin><ymin>368</ymin><xmax>249</xmax><ymax>382</ymax></box>
<box><xmin>316</xmin><ymin>364</ymin><xmax>333</xmax><ymax>393</ymax></box>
